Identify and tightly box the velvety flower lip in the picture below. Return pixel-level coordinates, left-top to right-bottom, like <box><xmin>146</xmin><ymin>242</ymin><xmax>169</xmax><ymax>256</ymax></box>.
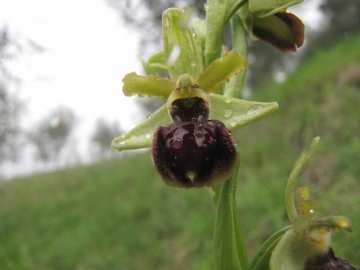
<box><xmin>152</xmin><ymin>81</ymin><xmax>239</xmax><ymax>188</ymax></box>
<box><xmin>152</xmin><ymin>117</ymin><xmax>238</xmax><ymax>188</ymax></box>
<box><xmin>252</xmin><ymin>11</ymin><xmax>305</xmax><ymax>52</ymax></box>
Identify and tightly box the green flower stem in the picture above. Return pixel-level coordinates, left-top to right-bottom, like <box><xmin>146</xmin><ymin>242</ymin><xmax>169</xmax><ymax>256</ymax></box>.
<box><xmin>212</xmin><ymin>12</ymin><xmax>250</xmax><ymax>269</ymax></box>
<box><xmin>224</xmin><ymin>13</ymin><xmax>248</xmax><ymax>98</ymax></box>
<box><xmin>205</xmin><ymin>0</ymin><xmax>248</xmax><ymax>67</ymax></box>
<box><xmin>285</xmin><ymin>137</ymin><xmax>320</xmax><ymax>225</ymax></box>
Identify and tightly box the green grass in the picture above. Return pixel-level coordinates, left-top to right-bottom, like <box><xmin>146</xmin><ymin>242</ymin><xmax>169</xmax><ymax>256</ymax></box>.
<box><xmin>1</xmin><ymin>35</ymin><xmax>360</xmax><ymax>269</ymax></box>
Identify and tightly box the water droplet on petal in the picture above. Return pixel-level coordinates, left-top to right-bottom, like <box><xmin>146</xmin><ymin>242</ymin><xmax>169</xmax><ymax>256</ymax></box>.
<box><xmin>119</xmin><ymin>141</ymin><xmax>126</xmax><ymax>145</ymax></box>
<box><xmin>230</xmin><ymin>121</ymin><xmax>237</xmax><ymax>127</ymax></box>
<box><xmin>145</xmin><ymin>133</ymin><xmax>151</xmax><ymax>139</ymax></box>
<box><xmin>120</xmin><ymin>134</ymin><xmax>126</xmax><ymax>139</ymax></box>
<box><xmin>225</xmin><ymin>97</ymin><xmax>231</xmax><ymax>104</ymax></box>
<box><xmin>247</xmin><ymin>105</ymin><xmax>263</xmax><ymax>115</ymax></box>
<box><xmin>224</xmin><ymin>109</ymin><xmax>232</xmax><ymax>118</ymax></box>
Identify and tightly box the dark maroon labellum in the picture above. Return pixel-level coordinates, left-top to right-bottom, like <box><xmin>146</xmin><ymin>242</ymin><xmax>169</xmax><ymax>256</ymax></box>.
<box><xmin>152</xmin><ymin>96</ymin><xmax>238</xmax><ymax>188</ymax></box>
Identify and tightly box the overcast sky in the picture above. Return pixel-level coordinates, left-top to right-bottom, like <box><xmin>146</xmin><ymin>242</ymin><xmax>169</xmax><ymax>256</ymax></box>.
<box><xmin>1</xmin><ymin>0</ymin><xmax>149</xmax><ymax>176</ymax></box>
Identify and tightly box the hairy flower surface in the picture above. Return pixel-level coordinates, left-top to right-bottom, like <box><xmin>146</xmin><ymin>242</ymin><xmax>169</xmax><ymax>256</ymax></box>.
<box><xmin>152</xmin><ymin>76</ymin><xmax>238</xmax><ymax>188</ymax></box>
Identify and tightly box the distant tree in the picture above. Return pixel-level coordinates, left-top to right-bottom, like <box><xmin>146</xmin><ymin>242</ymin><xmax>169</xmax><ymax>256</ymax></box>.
<box><xmin>0</xmin><ymin>28</ymin><xmax>24</xmax><ymax>164</ymax></box>
<box><xmin>301</xmin><ymin>0</ymin><xmax>360</xmax><ymax>60</ymax></box>
<box><xmin>90</xmin><ymin>118</ymin><xmax>122</xmax><ymax>160</ymax></box>
<box><xmin>0</xmin><ymin>84</ymin><xmax>22</xmax><ymax>163</ymax></box>
<box><xmin>27</xmin><ymin>107</ymin><xmax>77</xmax><ymax>166</ymax></box>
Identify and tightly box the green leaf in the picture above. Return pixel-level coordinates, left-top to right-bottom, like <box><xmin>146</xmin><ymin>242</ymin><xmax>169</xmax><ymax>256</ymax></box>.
<box><xmin>209</xmin><ymin>93</ymin><xmax>279</xmax><ymax>131</ymax></box>
<box><xmin>122</xmin><ymin>72</ymin><xmax>175</xmax><ymax>99</ymax></box>
<box><xmin>249</xmin><ymin>0</ymin><xmax>304</xmax><ymax>17</ymax></box>
<box><xmin>111</xmin><ymin>104</ymin><xmax>170</xmax><ymax>151</ymax></box>
<box><xmin>162</xmin><ymin>8</ymin><xmax>203</xmax><ymax>81</ymax></box>
<box><xmin>213</xmin><ymin>163</ymin><xmax>246</xmax><ymax>270</ymax></box>
<box><xmin>197</xmin><ymin>50</ymin><xmax>248</xmax><ymax>94</ymax></box>
<box><xmin>248</xmin><ymin>226</ymin><xmax>292</xmax><ymax>270</ymax></box>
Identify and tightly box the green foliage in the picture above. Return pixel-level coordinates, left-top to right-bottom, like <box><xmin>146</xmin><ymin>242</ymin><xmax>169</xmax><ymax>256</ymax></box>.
<box><xmin>0</xmin><ymin>155</ymin><xmax>215</xmax><ymax>270</ymax></box>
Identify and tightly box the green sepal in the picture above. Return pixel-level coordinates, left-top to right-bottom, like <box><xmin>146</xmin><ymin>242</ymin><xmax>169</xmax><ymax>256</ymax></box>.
<box><xmin>111</xmin><ymin>104</ymin><xmax>170</xmax><ymax>151</ymax></box>
<box><xmin>249</xmin><ymin>0</ymin><xmax>303</xmax><ymax>17</ymax></box>
<box><xmin>122</xmin><ymin>72</ymin><xmax>175</xmax><ymax>100</ymax></box>
<box><xmin>197</xmin><ymin>50</ymin><xmax>248</xmax><ymax>94</ymax></box>
<box><xmin>248</xmin><ymin>226</ymin><xmax>292</xmax><ymax>270</ymax></box>
<box><xmin>162</xmin><ymin>8</ymin><xmax>203</xmax><ymax>81</ymax></box>
<box><xmin>111</xmin><ymin>94</ymin><xmax>278</xmax><ymax>151</ymax></box>
<box><xmin>209</xmin><ymin>93</ymin><xmax>278</xmax><ymax>130</ymax></box>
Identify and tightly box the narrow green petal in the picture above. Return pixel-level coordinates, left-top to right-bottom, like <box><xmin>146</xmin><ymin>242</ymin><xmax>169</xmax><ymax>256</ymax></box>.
<box><xmin>122</xmin><ymin>72</ymin><xmax>175</xmax><ymax>99</ymax></box>
<box><xmin>111</xmin><ymin>104</ymin><xmax>171</xmax><ymax>151</ymax></box>
<box><xmin>197</xmin><ymin>50</ymin><xmax>248</xmax><ymax>94</ymax></box>
<box><xmin>141</xmin><ymin>50</ymin><xmax>168</xmax><ymax>75</ymax></box>
<box><xmin>209</xmin><ymin>93</ymin><xmax>278</xmax><ymax>130</ymax></box>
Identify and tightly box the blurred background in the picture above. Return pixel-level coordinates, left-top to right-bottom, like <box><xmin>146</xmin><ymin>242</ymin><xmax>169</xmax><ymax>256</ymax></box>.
<box><xmin>0</xmin><ymin>0</ymin><xmax>359</xmax><ymax>269</ymax></box>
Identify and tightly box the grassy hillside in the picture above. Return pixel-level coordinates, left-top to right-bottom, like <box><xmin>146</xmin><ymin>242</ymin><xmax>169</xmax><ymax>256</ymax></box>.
<box><xmin>1</xmin><ymin>36</ymin><xmax>360</xmax><ymax>269</ymax></box>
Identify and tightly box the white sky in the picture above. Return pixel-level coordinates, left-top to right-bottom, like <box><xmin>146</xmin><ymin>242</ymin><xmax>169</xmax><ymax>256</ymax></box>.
<box><xmin>1</xmin><ymin>0</ymin><xmax>144</xmax><ymax>125</ymax></box>
<box><xmin>1</xmin><ymin>0</ymin><xmax>148</xmax><ymax>176</ymax></box>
